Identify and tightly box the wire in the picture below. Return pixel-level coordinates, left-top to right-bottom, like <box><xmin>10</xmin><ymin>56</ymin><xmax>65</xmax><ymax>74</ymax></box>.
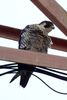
<box><xmin>0</xmin><ymin>63</ymin><xmax>67</xmax><ymax>95</ymax></box>
<box><xmin>32</xmin><ymin>73</ymin><xmax>67</xmax><ymax>95</ymax></box>
<box><xmin>34</xmin><ymin>67</ymin><xmax>67</xmax><ymax>81</ymax></box>
<box><xmin>39</xmin><ymin>66</ymin><xmax>67</xmax><ymax>76</ymax></box>
<box><xmin>0</xmin><ymin>63</ymin><xmax>67</xmax><ymax>76</ymax></box>
<box><xmin>0</xmin><ymin>63</ymin><xmax>17</xmax><ymax>67</ymax></box>
<box><xmin>0</xmin><ymin>66</ymin><xmax>17</xmax><ymax>69</ymax></box>
<box><xmin>0</xmin><ymin>63</ymin><xmax>18</xmax><ymax>70</ymax></box>
<box><xmin>0</xmin><ymin>63</ymin><xmax>67</xmax><ymax>81</ymax></box>
<box><xmin>0</xmin><ymin>69</ymin><xmax>17</xmax><ymax>76</ymax></box>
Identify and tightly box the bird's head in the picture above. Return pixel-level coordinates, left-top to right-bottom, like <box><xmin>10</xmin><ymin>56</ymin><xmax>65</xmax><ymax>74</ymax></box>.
<box><xmin>39</xmin><ymin>21</ymin><xmax>55</xmax><ymax>33</ymax></box>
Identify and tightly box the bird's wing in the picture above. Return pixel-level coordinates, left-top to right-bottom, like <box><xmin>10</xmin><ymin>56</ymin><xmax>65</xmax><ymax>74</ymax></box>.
<box><xmin>19</xmin><ymin>30</ymin><xmax>31</xmax><ymax>50</ymax></box>
<box><xmin>19</xmin><ymin>24</ymin><xmax>42</xmax><ymax>50</ymax></box>
<box><xmin>10</xmin><ymin>72</ymin><xmax>19</xmax><ymax>83</ymax></box>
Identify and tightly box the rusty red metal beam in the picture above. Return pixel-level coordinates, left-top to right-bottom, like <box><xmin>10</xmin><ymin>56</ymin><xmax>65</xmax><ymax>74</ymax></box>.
<box><xmin>31</xmin><ymin>0</ymin><xmax>67</xmax><ymax>36</ymax></box>
<box><xmin>0</xmin><ymin>1</ymin><xmax>66</xmax><ymax>72</ymax></box>
<box><xmin>0</xmin><ymin>25</ymin><xmax>67</xmax><ymax>52</ymax></box>
<box><xmin>51</xmin><ymin>36</ymin><xmax>67</xmax><ymax>52</ymax></box>
<box><xmin>0</xmin><ymin>25</ymin><xmax>21</xmax><ymax>41</ymax></box>
<box><xmin>0</xmin><ymin>46</ymin><xmax>67</xmax><ymax>70</ymax></box>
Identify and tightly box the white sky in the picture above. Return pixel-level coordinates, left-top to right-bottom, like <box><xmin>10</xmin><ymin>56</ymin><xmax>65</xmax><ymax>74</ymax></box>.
<box><xmin>0</xmin><ymin>0</ymin><xmax>67</xmax><ymax>100</ymax></box>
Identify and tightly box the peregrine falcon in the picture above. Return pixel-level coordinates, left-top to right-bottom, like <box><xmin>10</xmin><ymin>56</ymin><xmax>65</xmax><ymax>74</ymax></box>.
<box><xmin>0</xmin><ymin>21</ymin><xmax>54</xmax><ymax>88</ymax></box>
<box><xmin>10</xmin><ymin>21</ymin><xmax>54</xmax><ymax>88</ymax></box>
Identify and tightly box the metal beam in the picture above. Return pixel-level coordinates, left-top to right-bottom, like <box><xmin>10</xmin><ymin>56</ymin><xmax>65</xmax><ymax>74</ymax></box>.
<box><xmin>0</xmin><ymin>46</ymin><xmax>67</xmax><ymax>70</ymax></box>
<box><xmin>0</xmin><ymin>25</ymin><xmax>67</xmax><ymax>52</ymax></box>
<box><xmin>0</xmin><ymin>1</ymin><xmax>66</xmax><ymax>72</ymax></box>
<box><xmin>0</xmin><ymin>25</ymin><xmax>21</xmax><ymax>41</ymax></box>
<box><xmin>51</xmin><ymin>36</ymin><xmax>67</xmax><ymax>52</ymax></box>
<box><xmin>31</xmin><ymin>0</ymin><xmax>67</xmax><ymax>36</ymax></box>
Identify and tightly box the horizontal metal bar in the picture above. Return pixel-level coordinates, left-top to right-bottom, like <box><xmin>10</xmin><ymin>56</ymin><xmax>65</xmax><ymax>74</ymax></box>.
<box><xmin>0</xmin><ymin>25</ymin><xmax>67</xmax><ymax>51</ymax></box>
<box><xmin>51</xmin><ymin>36</ymin><xmax>67</xmax><ymax>52</ymax></box>
<box><xmin>31</xmin><ymin>0</ymin><xmax>67</xmax><ymax>36</ymax></box>
<box><xmin>0</xmin><ymin>46</ymin><xmax>67</xmax><ymax>70</ymax></box>
<box><xmin>0</xmin><ymin>25</ymin><xmax>21</xmax><ymax>41</ymax></box>
<box><xmin>0</xmin><ymin>25</ymin><xmax>67</xmax><ymax>52</ymax></box>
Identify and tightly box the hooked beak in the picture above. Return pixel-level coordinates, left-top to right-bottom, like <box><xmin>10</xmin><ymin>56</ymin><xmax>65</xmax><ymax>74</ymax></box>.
<box><xmin>52</xmin><ymin>25</ymin><xmax>55</xmax><ymax>29</ymax></box>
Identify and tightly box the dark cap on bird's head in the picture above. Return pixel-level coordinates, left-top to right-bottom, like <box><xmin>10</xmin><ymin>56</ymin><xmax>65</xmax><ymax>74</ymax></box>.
<box><xmin>39</xmin><ymin>21</ymin><xmax>55</xmax><ymax>29</ymax></box>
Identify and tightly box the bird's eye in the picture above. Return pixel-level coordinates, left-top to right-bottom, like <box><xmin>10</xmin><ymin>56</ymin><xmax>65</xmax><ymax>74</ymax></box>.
<box><xmin>44</xmin><ymin>24</ymin><xmax>50</xmax><ymax>28</ymax></box>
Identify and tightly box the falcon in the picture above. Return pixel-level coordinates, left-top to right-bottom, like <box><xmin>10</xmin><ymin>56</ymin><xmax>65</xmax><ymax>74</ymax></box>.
<box><xmin>10</xmin><ymin>21</ymin><xmax>54</xmax><ymax>88</ymax></box>
<box><xmin>0</xmin><ymin>21</ymin><xmax>55</xmax><ymax>88</ymax></box>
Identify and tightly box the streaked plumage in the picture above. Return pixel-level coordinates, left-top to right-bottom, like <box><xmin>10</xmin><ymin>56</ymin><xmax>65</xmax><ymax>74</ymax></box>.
<box><xmin>10</xmin><ymin>21</ymin><xmax>54</xmax><ymax>88</ymax></box>
<box><xmin>10</xmin><ymin>21</ymin><xmax>55</xmax><ymax>88</ymax></box>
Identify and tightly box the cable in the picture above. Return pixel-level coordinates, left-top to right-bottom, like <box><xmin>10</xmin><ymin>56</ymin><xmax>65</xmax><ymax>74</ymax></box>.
<box><xmin>0</xmin><ymin>63</ymin><xmax>67</xmax><ymax>76</ymax></box>
<box><xmin>34</xmin><ymin>67</ymin><xmax>67</xmax><ymax>81</ymax></box>
<box><xmin>0</xmin><ymin>63</ymin><xmax>17</xmax><ymax>69</ymax></box>
<box><xmin>32</xmin><ymin>73</ymin><xmax>67</xmax><ymax>95</ymax></box>
<box><xmin>0</xmin><ymin>63</ymin><xmax>67</xmax><ymax>95</ymax></box>
<box><xmin>0</xmin><ymin>63</ymin><xmax>16</xmax><ymax>67</ymax></box>
<box><xmin>0</xmin><ymin>66</ymin><xmax>17</xmax><ymax>69</ymax></box>
<box><xmin>38</xmin><ymin>66</ymin><xmax>67</xmax><ymax>76</ymax></box>
<box><xmin>0</xmin><ymin>63</ymin><xmax>18</xmax><ymax>70</ymax></box>
<box><xmin>0</xmin><ymin>63</ymin><xmax>67</xmax><ymax>81</ymax></box>
<box><xmin>0</xmin><ymin>69</ymin><xmax>17</xmax><ymax>76</ymax></box>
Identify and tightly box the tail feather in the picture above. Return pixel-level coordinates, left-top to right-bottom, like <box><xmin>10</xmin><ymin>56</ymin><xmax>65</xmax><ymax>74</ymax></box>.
<box><xmin>0</xmin><ymin>63</ymin><xmax>35</xmax><ymax>88</ymax></box>
<box><xmin>18</xmin><ymin>63</ymin><xmax>35</xmax><ymax>88</ymax></box>
<box><xmin>20</xmin><ymin>71</ymin><xmax>33</xmax><ymax>88</ymax></box>
<box><xmin>10</xmin><ymin>72</ymin><xmax>19</xmax><ymax>83</ymax></box>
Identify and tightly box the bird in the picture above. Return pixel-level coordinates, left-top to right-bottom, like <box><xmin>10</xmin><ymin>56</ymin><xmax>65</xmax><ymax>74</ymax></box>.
<box><xmin>0</xmin><ymin>21</ymin><xmax>55</xmax><ymax>88</ymax></box>
<box><xmin>9</xmin><ymin>21</ymin><xmax>55</xmax><ymax>88</ymax></box>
